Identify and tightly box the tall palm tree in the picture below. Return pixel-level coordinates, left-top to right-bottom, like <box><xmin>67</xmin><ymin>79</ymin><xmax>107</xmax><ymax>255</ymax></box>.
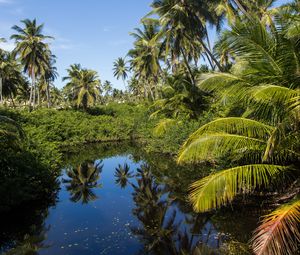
<box><xmin>39</xmin><ymin>53</ymin><xmax>58</xmax><ymax>108</ymax></box>
<box><xmin>11</xmin><ymin>19</ymin><xmax>53</xmax><ymax>110</ymax></box>
<box><xmin>113</xmin><ymin>57</ymin><xmax>129</xmax><ymax>87</ymax></box>
<box><xmin>148</xmin><ymin>0</ymin><xmax>223</xmax><ymax>75</ymax></box>
<box><xmin>63</xmin><ymin>65</ymin><xmax>101</xmax><ymax>110</ymax></box>
<box><xmin>0</xmin><ymin>52</ymin><xmax>24</xmax><ymax>107</ymax></box>
<box><xmin>128</xmin><ymin>20</ymin><xmax>163</xmax><ymax>100</ymax></box>
<box><xmin>103</xmin><ymin>80</ymin><xmax>112</xmax><ymax>97</ymax></box>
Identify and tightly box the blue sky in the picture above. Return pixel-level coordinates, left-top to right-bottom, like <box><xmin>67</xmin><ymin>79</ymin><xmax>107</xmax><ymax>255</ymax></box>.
<box><xmin>0</xmin><ymin>0</ymin><xmax>152</xmax><ymax>89</ymax></box>
<box><xmin>0</xmin><ymin>0</ymin><xmax>292</xmax><ymax>90</ymax></box>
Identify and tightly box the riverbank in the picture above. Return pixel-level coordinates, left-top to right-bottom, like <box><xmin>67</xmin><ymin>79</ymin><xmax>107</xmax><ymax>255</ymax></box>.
<box><xmin>0</xmin><ymin>103</ymin><xmax>204</xmax><ymax>212</ymax></box>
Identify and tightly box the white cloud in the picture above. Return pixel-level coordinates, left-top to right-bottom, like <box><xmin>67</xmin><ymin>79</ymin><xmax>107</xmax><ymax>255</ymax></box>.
<box><xmin>0</xmin><ymin>41</ymin><xmax>14</xmax><ymax>51</ymax></box>
<box><xmin>52</xmin><ymin>43</ymin><xmax>76</xmax><ymax>50</ymax></box>
<box><xmin>0</xmin><ymin>0</ymin><xmax>14</xmax><ymax>4</ymax></box>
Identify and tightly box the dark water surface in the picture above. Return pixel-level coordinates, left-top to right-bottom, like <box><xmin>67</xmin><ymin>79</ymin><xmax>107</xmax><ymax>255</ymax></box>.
<box><xmin>0</xmin><ymin>143</ymin><xmax>260</xmax><ymax>254</ymax></box>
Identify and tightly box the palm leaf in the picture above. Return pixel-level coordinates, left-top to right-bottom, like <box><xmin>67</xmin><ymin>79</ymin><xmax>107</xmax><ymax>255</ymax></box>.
<box><xmin>189</xmin><ymin>164</ymin><xmax>291</xmax><ymax>213</ymax></box>
<box><xmin>251</xmin><ymin>198</ymin><xmax>300</xmax><ymax>255</ymax></box>
<box><xmin>184</xmin><ymin>118</ymin><xmax>273</xmax><ymax>146</ymax></box>
<box><xmin>153</xmin><ymin>118</ymin><xmax>178</xmax><ymax>137</ymax></box>
<box><xmin>178</xmin><ymin>133</ymin><xmax>265</xmax><ymax>164</ymax></box>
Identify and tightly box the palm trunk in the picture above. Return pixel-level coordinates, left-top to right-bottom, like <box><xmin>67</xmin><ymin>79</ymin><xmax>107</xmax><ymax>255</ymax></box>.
<box><xmin>199</xmin><ymin>40</ymin><xmax>223</xmax><ymax>72</ymax></box>
<box><xmin>46</xmin><ymin>82</ymin><xmax>51</xmax><ymax>108</ymax></box>
<box><xmin>10</xmin><ymin>93</ymin><xmax>15</xmax><ymax>109</ymax></box>
<box><xmin>232</xmin><ymin>0</ymin><xmax>252</xmax><ymax>20</ymax></box>
<box><xmin>37</xmin><ymin>85</ymin><xmax>40</xmax><ymax>107</ymax></box>
<box><xmin>29</xmin><ymin>68</ymin><xmax>35</xmax><ymax>110</ymax></box>
<box><xmin>0</xmin><ymin>76</ymin><xmax>3</xmax><ymax>105</ymax></box>
<box><xmin>204</xmin><ymin>52</ymin><xmax>215</xmax><ymax>71</ymax></box>
<box><xmin>180</xmin><ymin>48</ymin><xmax>196</xmax><ymax>86</ymax></box>
<box><xmin>33</xmin><ymin>78</ymin><xmax>36</xmax><ymax>109</ymax></box>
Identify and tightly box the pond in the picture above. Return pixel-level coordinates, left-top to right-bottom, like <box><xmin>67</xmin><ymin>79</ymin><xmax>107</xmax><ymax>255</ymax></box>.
<box><xmin>0</xmin><ymin>142</ymin><xmax>261</xmax><ymax>255</ymax></box>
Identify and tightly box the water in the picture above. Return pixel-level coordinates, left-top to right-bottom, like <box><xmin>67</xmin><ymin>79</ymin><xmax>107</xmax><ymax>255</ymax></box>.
<box><xmin>0</xmin><ymin>142</ymin><xmax>260</xmax><ymax>255</ymax></box>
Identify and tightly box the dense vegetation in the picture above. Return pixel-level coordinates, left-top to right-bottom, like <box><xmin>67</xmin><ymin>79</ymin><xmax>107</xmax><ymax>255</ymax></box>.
<box><xmin>0</xmin><ymin>0</ymin><xmax>299</xmax><ymax>254</ymax></box>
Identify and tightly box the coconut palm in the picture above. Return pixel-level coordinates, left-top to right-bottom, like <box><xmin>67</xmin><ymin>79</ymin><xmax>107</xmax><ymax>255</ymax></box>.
<box><xmin>128</xmin><ymin>20</ymin><xmax>163</xmax><ymax>100</ymax></box>
<box><xmin>39</xmin><ymin>53</ymin><xmax>58</xmax><ymax>108</ymax></box>
<box><xmin>11</xmin><ymin>19</ymin><xmax>53</xmax><ymax>110</ymax></box>
<box><xmin>63</xmin><ymin>65</ymin><xmax>101</xmax><ymax>110</ymax></box>
<box><xmin>102</xmin><ymin>80</ymin><xmax>112</xmax><ymax>97</ymax></box>
<box><xmin>148</xmin><ymin>0</ymin><xmax>223</xmax><ymax>75</ymax></box>
<box><xmin>177</xmin><ymin>17</ymin><xmax>300</xmax><ymax>255</ymax></box>
<box><xmin>0</xmin><ymin>52</ymin><xmax>24</xmax><ymax>106</ymax></box>
<box><xmin>113</xmin><ymin>57</ymin><xmax>129</xmax><ymax>87</ymax></box>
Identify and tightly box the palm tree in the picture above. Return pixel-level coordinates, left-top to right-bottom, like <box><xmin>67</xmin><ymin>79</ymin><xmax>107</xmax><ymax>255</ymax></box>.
<box><xmin>148</xmin><ymin>0</ymin><xmax>223</xmax><ymax>75</ymax></box>
<box><xmin>177</xmin><ymin>16</ymin><xmax>300</xmax><ymax>255</ymax></box>
<box><xmin>103</xmin><ymin>80</ymin><xmax>112</xmax><ymax>97</ymax></box>
<box><xmin>11</xmin><ymin>19</ymin><xmax>53</xmax><ymax>110</ymax></box>
<box><xmin>128</xmin><ymin>20</ymin><xmax>163</xmax><ymax>100</ymax></box>
<box><xmin>63</xmin><ymin>65</ymin><xmax>101</xmax><ymax>110</ymax></box>
<box><xmin>0</xmin><ymin>52</ymin><xmax>25</xmax><ymax>107</ymax></box>
<box><xmin>113</xmin><ymin>57</ymin><xmax>129</xmax><ymax>87</ymax></box>
<box><xmin>39</xmin><ymin>52</ymin><xmax>58</xmax><ymax>108</ymax></box>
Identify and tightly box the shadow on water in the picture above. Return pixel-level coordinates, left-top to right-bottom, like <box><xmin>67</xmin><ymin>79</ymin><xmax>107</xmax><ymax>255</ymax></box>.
<box><xmin>1</xmin><ymin>142</ymin><xmax>259</xmax><ymax>255</ymax></box>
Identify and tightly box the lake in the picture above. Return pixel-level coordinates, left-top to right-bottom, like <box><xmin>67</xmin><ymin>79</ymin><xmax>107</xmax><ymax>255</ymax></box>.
<box><xmin>0</xmin><ymin>142</ymin><xmax>260</xmax><ymax>255</ymax></box>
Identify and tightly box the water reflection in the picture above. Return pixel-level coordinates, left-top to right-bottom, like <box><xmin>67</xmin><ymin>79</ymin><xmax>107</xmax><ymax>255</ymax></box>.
<box><xmin>114</xmin><ymin>163</ymin><xmax>134</xmax><ymax>188</ymax></box>
<box><xmin>1</xmin><ymin>143</ymin><xmax>256</xmax><ymax>255</ymax></box>
<box><xmin>4</xmin><ymin>225</ymin><xmax>48</xmax><ymax>255</ymax></box>
<box><xmin>63</xmin><ymin>160</ymin><xmax>103</xmax><ymax>204</ymax></box>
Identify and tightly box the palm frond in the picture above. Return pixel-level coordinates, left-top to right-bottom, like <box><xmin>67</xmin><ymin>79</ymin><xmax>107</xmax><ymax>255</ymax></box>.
<box><xmin>251</xmin><ymin>198</ymin><xmax>300</xmax><ymax>255</ymax></box>
<box><xmin>178</xmin><ymin>133</ymin><xmax>265</xmax><ymax>164</ymax></box>
<box><xmin>184</xmin><ymin>118</ymin><xmax>274</xmax><ymax>145</ymax></box>
<box><xmin>189</xmin><ymin>164</ymin><xmax>291</xmax><ymax>212</ymax></box>
<box><xmin>153</xmin><ymin>118</ymin><xmax>178</xmax><ymax>137</ymax></box>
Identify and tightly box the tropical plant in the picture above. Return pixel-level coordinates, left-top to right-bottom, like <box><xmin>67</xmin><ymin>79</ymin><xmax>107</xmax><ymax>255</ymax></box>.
<box><xmin>0</xmin><ymin>52</ymin><xmax>24</xmax><ymax>107</ymax></box>
<box><xmin>113</xmin><ymin>57</ymin><xmax>129</xmax><ymax>87</ymax></box>
<box><xmin>63</xmin><ymin>65</ymin><xmax>101</xmax><ymax>110</ymax></box>
<box><xmin>177</xmin><ymin>16</ymin><xmax>300</xmax><ymax>255</ymax></box>
<box><xmin>11</xmin><ymin>19</ymin><xmax>53</xmax><ymax>109</ymax></box>
<box><xmin>148</xmin><ymin>0</ymin><xmax>223</xmax><ymax>75</ymax></box>
<box><xmin>128</xmin><ymin>20</ymin><xmax>163</xmax><ymax>100</ymax></box>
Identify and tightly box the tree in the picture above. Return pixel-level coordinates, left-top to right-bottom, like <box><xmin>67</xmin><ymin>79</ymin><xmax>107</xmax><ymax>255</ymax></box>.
<box><xmin>177</xmin><ymin>16</ymin><xmax>300</xmax><ymax>255</ymax></box>
<box><xmin>63</xmin><ymin>64</ymin><xmax>101</xmax><ymax>110</ymax></box>
<box><xmin>113</xmin><ymin>57</ymin><xmax>129</xmax><ymax>87</ymax></box>
<box><xmin>148</xmin><ymin>0</ymin><xmax>223</xmax><ymax>75</ymax></box>
<box><xmin>103</xmin><ymin>80</ymin><xmax>112</xmax><ymax>97</ymax></box>
<box><xmin>128</xmin><ymin>20</ymin><xmax>163</xmax><ymax>100</ymax></box>
<box><xmin>11</xmin><ymin>19</ymin><xmax>53</xmax><ymax>110</ymax></box>
<box><xmin>0</xmin><ymin>51</ymin><xmax>26</xmax><ymax>107</ymax></box>
<box><xmin>39</xmin><ymin>53</ymin><xmax>58</xmax><ymax>108</ymax></box>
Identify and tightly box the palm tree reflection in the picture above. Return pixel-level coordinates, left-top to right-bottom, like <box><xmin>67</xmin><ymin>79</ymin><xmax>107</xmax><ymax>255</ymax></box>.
<box><xmin>115</xmin><ymin>164</ymin><xmax>226</xmax><ymax>255</ymax></box>
<box><xmin>114</xmin><ymin>163</ymin><xmax>134</xmax><ymax>188</ymax></box>
<box><xmin>63</xmin><ymin>160</ymin><xmax>103</xmax><ymax>204</ymax></box>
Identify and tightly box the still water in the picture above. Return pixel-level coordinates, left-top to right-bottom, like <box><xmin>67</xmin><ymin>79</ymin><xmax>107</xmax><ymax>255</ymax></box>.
<box><xmin>0</xmin><ymin>143</ymin><xmax>260</xmax><ymax>255</ymax></box>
